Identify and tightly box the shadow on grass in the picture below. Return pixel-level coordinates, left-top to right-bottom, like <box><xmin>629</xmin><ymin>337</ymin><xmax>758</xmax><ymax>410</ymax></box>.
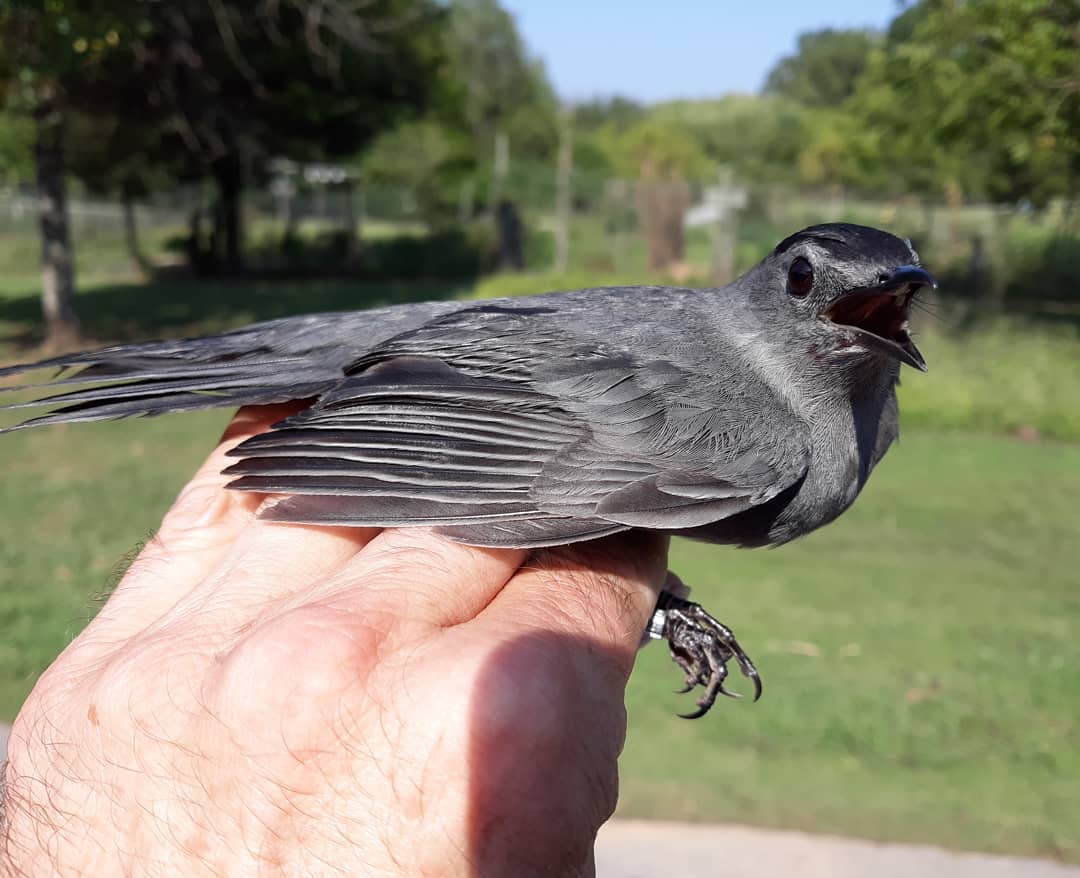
<box><xmin>0</xmin><ymin>275</ymin><xmax>468</xmax><ymax>352</ymax></box>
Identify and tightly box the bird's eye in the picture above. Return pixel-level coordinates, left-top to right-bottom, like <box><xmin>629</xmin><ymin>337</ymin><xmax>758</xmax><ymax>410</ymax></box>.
<box><xmin>787</xmin><ymin>257</ymin><xmax>814</xmax><ymax>297</ymax></box>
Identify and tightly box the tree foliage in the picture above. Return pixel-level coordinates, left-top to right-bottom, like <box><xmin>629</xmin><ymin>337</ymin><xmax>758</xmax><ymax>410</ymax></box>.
<box><xmin>0</xmin><ymin>0</ymin><xmax>149</xmax><ymax>343</ymax></box>
<box><xmin>360</xmin><ymin>0</ymin><xmax>560</xmax><ymax>219</ymax></box>
<box><xmin>2</xmin><ymin>0</ymin><xmax>1077</xmax><ymax>299</ymax></box>
<box><xmin>765</xmin><ymin>28</ymin><xmax>879</xmax><ymax>107</ymax></box>
<box><xmin>651</xmin><ymin>96</ymin><xmax>808</xmax><ymax>186</ymax></box>
<box><xmin>361</xmin><ymin>118</ymin><xmax>475</xmax><ymax>220</ymax></box>
<box><xmin>1</xmin><ymin>0</ymin><xmax>449</xmax><ymax>275</ymax></box>
<box><xmin>573</xmin><ymin>96</ymin><xmax>646</xmax><ymax>133</ymax></box>
<box><xmin>0</xmin><ymin>109</ymin><xmax>34</xmax><ymax>182</ymax></box>
<box><xmin>850</xmin><ymin>0</ymin><xmax>1080</xmax><ymax>203</ymax></box>
<box><xmin>442</xmin><ymin>0</ymin><xmax>558</xmax><ymax>160</ymax></box>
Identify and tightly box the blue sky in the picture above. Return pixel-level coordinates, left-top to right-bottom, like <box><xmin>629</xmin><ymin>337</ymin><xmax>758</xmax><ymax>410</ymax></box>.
<box><xmin>501</xmin><ymin>0</ymin><xmax>902</xmax><ymax>102</ymax></box>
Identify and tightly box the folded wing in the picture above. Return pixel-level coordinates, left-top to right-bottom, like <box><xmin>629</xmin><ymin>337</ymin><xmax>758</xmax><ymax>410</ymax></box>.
<box><xmin>223</xmin><ymin>304</ymin><xmax>809</xmax><ymax>548</ymax></box>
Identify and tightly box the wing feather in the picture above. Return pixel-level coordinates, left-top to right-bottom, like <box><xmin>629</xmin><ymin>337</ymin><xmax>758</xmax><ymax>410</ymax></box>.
<box><xmin>3</xmin><ymin>302</ymin><xmax>811</xmax><ymax>548</ymax></box>
<box><xmin>223</xmin><ymin>346</ymin><xmax>808</xmax><ymax>546</ymax></box>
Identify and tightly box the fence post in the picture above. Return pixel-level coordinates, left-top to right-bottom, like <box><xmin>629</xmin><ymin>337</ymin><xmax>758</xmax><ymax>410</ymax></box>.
<box><xmin>458</xmin><ymin>178</ymin><xmax>475</xmax><ymax>224</ymax></box>
<box><xmin>343</xmin><ymin>177</ymin><xmax>361</xmax><ymax>265</ymax></box>
<box><xmin>553</xmin><ymin>107</ymin><xmax>574</xmax><ymax>274</ymax></box>
<box><xmin>705</xmin><ymin>167</ymin><xmax>747</xmax><ymax>285</ymax></box>
<box><xmin>491</xmin><ymin>130</ymin><xmax>510</xmax><ymax>212</ymax></box>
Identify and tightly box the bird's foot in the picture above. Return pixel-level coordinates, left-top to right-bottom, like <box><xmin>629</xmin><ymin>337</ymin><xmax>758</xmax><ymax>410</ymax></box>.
<box><xmin>646</xmin><ymin>590</ymin><xmax>762</xmax><ymax>719</ymax></box>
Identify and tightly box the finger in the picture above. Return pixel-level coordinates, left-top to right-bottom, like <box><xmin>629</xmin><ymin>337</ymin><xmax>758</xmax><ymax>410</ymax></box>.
<box><xmin>92</xmin><ymin>404</ymin><xmax>305</xmax><ymax>634</ymax></box>
<box><xmin>291</xmin><ymin>527</ymin><xmax>527</xmax><ymax>634</ymax></box>
<box><xmin>474</xmin><ymin>531</ymin><xmax>669</xmax><ymax>678</ymax></box>
<box><xmin>448</xmin><ymin>534</ymin><xmax>668</xmax><ymax>872</ymax></box>
<box><xmin>161</xmin><ymin>520</ymin><xmax>379</xmax><ymax>626</ymax></box>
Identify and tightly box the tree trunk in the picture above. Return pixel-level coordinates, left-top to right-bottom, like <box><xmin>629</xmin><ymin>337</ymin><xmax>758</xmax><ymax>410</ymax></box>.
<box><xmin>121</xmin><ymin>183</ymin><xmax>152</xmax><ymax>275</ymax></box>
<box><xmin>490</xmin><ymin>129</ymin><xmax>510</xmax><ymax>213</ymax></box>
<box><xmin>636</xmin><ymin>177</ymin><xmax>689</xmax><ymax>271</ymax></box>
<box><xmin>213</xmin><ymin>157</ymin><xmax>244</xmax><ymax>273</ymax></box>
<box><xmin>186</xmin><ymin>207</ymin><xmax>212</xmax><ymax>276</ymax></box>
<box><xmin>33</xmin><ymin>96</ymin><xmax>80</xmax><ymax>350</ymax></box>
<box><xmin>495</xmin><ymin>200</ymin><xmax>524</xmax><ymax>271</ymax></box>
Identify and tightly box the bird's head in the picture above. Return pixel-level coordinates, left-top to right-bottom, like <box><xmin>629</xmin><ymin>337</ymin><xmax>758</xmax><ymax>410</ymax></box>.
<box><xmin>745</xmin><ymin>223</ymin><xmax>935</xmax><ymax>376</ymax></box>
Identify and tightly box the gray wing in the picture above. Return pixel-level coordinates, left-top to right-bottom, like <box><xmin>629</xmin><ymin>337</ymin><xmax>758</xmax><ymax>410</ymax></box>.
<box><xmin>0</xmin><ymin>305</ymin><xmax>459</xmax><ymax>429</ymax></box>
<box><xmin>224</xmin><ymin>305</ymin><xmax>811</xmax><ymax>548</ymax></box>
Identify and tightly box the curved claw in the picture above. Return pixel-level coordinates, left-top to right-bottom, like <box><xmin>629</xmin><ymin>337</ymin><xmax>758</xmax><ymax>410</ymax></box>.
<box><xmin>675</xmin><ymin>683</ymin><xmax>695</xmax><ymax>695</ymax></box>
<box><xmin>750</xmin><ymin>672</ymin><xmax>763</xmax><ymax>702</ymax></box>
<box><xmin>734</xmin><ymin>657</ymin><xmax>763</xmax><ymax>701</ymax></box>
<box><xmin>677</xmin><ymin>680</ymin><xmax>741</xmax><ymax>718</ymax></box>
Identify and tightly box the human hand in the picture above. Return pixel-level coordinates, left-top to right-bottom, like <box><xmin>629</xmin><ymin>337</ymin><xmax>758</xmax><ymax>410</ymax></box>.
<box><xmin>1</xmin><ymin>405</ymin><xmax>669</xmax><ymax>877</ymax></box>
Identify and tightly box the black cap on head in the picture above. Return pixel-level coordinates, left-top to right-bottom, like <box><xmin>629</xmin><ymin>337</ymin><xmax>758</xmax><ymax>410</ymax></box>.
<box><xmin>774</xmin><ymin>223</ymin><xmax>918</xmax><ymax>267</ymax></box>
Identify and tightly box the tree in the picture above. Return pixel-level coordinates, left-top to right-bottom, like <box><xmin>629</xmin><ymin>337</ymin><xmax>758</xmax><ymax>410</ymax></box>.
<box><xmin>361</xmin><ymin>119</ymin><xmax>474</xmax><ymax>222</ymax></box>
<box><xmin>850</xmin><ymin>0</ymin><xmax>1080</xmax><ymax>204</ymax></box>
<box><xmin>126</xmin><ymin>0</ymin><xmax>447</xmax><ymax>272</ymax></box>
<box><xmin>765</xmin><ymin>28</ymin><xmax>879</xmax><ymax>108</ymax></box>
<box><xmin>0</xmin><ymin>108</ymin><xmax>34</xmax><ymax>185</ymax></box>
<box><xmin>795</xmin><ymin>108</ymin><xmax>882</xmax><ymax>191</ymax></box>
<box><xmin>0</xmin><ymin>1</ymin><xmax>146</xmax><ymax>347</ymax></box>
<box><xmin>604</xmin><ymin>116</ymin><xmax>710</xmax><ymax>270</ymax></box>
<box><xmin>65</xmin><ymin>109</ymin><xmax>179</xmax><ymax>272</ymax></box>
<box><xmin>0</xmin><ymin>0</ymin><xmax>447</xmax><ymax>343</ymax></box>
<box><xmin>652</xmin><ymin>95</ymin><xmax>809</xmax><ymax>187</ymax></box>
<box><xmin>573</xmin><ymin>96</ymin><xmax>645</xmax><ymax>133</ymax></box>
<box><xmin>442</xmin><ymin>0</ymin><xmax>558</xmax><ymax>203</ymax></box>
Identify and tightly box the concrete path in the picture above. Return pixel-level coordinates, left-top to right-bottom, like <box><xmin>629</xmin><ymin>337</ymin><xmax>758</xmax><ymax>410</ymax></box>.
<box><xmin>1</xmin><ymin>723</ymin><xmax>1075</xmax><ymax>877</ymax></box>
<box><xmin>595</xmin><ymin>819</ymin><xmax>1080</xmax><ymax>878</ymax></box>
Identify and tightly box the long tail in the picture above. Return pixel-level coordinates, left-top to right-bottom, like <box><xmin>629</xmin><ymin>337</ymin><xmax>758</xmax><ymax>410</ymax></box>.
<box><xmin>0</xmin><ymin>309</ymin><xmax>421</xmax><ymax>431</ymax></box>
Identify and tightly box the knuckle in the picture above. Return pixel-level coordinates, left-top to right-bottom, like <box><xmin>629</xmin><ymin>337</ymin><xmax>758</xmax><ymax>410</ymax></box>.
<box><xmin>209</xmin><ymin>605</ymin><xmax>391</xmax><ymax>721</ymax></box>
<box><xmin>161</xmin><ymin>479</ymin><xmax>251</xmax><ymax>540</ymax></box>
<box><xmin>87</xmin><ymin>634</ymin><xmax>207</xmax><ymax>732</ymax></box>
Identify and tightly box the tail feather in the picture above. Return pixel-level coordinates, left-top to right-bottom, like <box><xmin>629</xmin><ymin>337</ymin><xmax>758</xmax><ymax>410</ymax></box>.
<box><xmin>4</xmin><ymin>383</ymin><xmax>335</xmax><ymax>431</ymax></box>
<box><xmin>0</xmin><ymin>313</ymin><xmax>373</xmax><ymax>430</ymax></box>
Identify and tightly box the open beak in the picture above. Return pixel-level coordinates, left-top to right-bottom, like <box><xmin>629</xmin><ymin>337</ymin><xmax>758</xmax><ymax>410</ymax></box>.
<box><xmin>824</xmin><ymin>265</ymin><xmax>936</xmax><ymax>372</ymax></box>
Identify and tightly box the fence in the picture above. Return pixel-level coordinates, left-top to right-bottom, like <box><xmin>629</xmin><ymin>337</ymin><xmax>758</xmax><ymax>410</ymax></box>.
<box><xmin>1</xmin><ymin>178</ymin><xmax>1078</xmax><ymax>308</ymax></box>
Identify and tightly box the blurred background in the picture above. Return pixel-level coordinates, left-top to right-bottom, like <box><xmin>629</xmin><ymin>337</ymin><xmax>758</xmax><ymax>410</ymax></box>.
<box><xmin>0</xmin><ymin>0</ymin><xmax>1077</xmax><ymax>867</ymax></box>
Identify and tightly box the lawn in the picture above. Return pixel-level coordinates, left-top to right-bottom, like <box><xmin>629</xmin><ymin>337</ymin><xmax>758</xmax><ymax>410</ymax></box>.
<box><xmin>1</xmin><ymin>271</ymin><xmax>1078</xmax><ymax>862</ymax></box>
<box><xmin>1</xmin><ymin>417</ymin><xmax>1077</xmax><ymax>861</ymax></box>
<box><xmin>621</xmin><ymin>431</ymin><xmax>1080</xmax><ymax>861</ymax></box>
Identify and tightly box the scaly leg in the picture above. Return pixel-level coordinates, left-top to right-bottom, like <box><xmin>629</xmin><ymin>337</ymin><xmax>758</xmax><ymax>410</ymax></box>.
<box><xmin>645</xmin><ymin>590</ymin><xmax>762</xmax><ymax>719</ymax></box>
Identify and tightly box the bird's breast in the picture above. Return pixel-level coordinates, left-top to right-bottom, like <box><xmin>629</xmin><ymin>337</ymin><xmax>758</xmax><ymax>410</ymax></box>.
<box><xmin>678</xmin><ymin>397</ymin><xmax>881</xmax><ymax>549</ymax></box>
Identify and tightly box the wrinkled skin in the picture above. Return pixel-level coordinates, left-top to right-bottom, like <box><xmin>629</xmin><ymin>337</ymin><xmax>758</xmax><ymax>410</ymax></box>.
<box><xmin>1</xmin><ymin>406</ymin><xmax>669</xmax><ymax>877</ymax></box>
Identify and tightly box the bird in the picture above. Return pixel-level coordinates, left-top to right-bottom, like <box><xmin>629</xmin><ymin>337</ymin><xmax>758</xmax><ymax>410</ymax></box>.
<box><xmin>0</xmin><ymin>222</ymin><xmax>934</xmax><ymax>717</ymax></box>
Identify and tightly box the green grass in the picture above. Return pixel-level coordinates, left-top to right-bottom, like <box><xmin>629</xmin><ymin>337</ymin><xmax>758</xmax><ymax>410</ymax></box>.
<box><xmin>0</xmin><ymin>411</ymin><xmax>231</xmax><ymax>718</ymax></box>
<box><xmin>0</xmin><ymin>222</ymin><xmax>186</xmax><ymax>287</ymax></box>
<box><xmin>1</xmin><ymin>422</ymin><xmax>1077</xmax><ymax>860</ymax></box>
<box><xmin>900</xmin><ymin>318</ymin><xmax>1080</xmax><ymax>440</ymax></box>
<box><xmin>619</xmin><ymin>432</ymin><xmax>1080</xmax><ymax>861</ymax></box>
<box><xmin>1</xmin><ymin>268</ymin><xmax>1078</xmax><ymax>860</ymax></box>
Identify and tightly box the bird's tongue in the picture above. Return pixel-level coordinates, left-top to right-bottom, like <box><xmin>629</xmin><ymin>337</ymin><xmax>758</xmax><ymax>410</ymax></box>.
<box><xmin>826</xmin><ymin>292</ymin><xmax>908</xmax><ymax>341</ymax></box>
<box><xmin>825</xmin><ymin>290</ymin><xmax>927</xmax><ymax>371</ymax></box>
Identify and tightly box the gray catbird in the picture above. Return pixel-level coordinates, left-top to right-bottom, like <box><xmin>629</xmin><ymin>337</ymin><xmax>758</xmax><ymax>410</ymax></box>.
<box><xmin>0</xmin><ymin>223</ymin><xmax>934</xmax><ymax>717</ymax></box>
